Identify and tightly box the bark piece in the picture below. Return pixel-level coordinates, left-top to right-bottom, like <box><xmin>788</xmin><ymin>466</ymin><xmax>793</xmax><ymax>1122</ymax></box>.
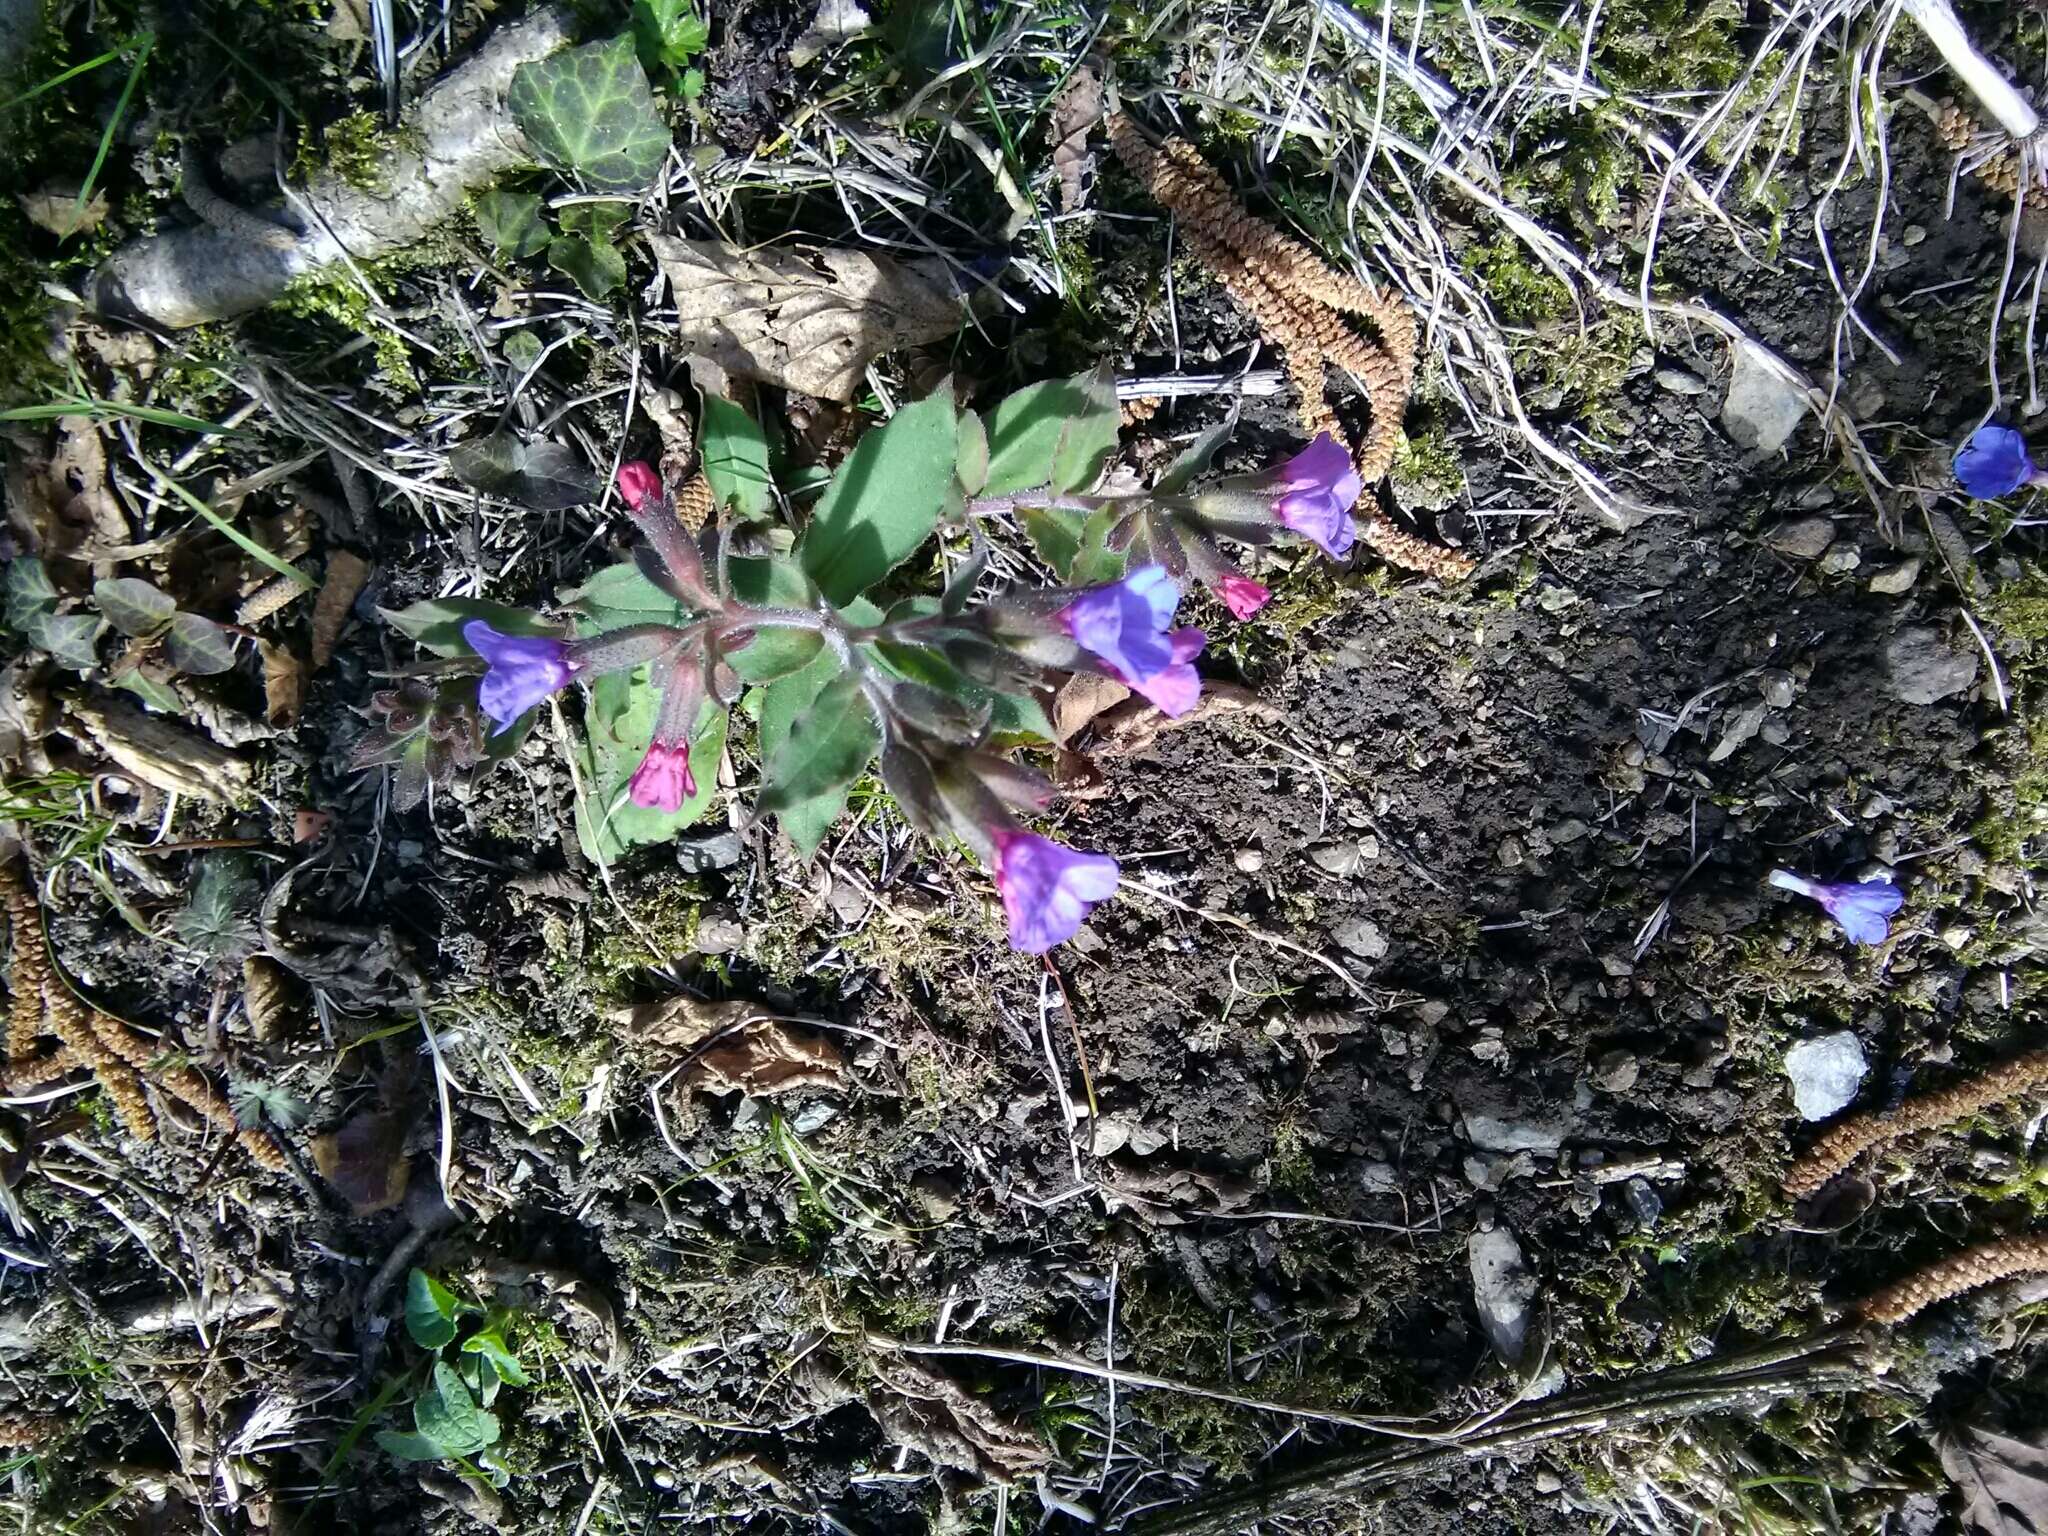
<box><xmin>64</xmin><ymin>694</ymin><xmax>254</xmax><ymax>803</ymax></box>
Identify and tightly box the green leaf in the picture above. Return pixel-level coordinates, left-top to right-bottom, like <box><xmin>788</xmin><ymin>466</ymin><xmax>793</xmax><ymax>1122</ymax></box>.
<box><xmin>461</xmin><ymin>1329</ymin><xmax>532</xmax><ymax>1387</ymax></box>
<box><xmin>565</xmin><ymin>561</ymin><xmax>687</xmax><ymax>632</ymax></box>
<box><xmin>448</xmin><ymin>431</ymin><xmax>599</xmax><ymax>510</ymax></box>
<box><xmin>955</xmin><ymin>409</ymin><xmax>989</xmax><ymax>496</ymax></box>
<box><xmin>725</xmin><ymin>555</ymin><xmax>822</xmax><ymax>682</ymax></box>
<box><xmin>163</xmin><ymin>612</ymin><xmax>238</xmax><ymax>675</ymax></box>
<box><xmin>503</xmin><ymin>329</ymin><xmax>544</xmax><ymax>372</ymax></box>
<box><xmin>800</xmin><ymin>392</ymin><xmax>957</xmax><ymax>606</ymax></box>
<box><xmin>415</xmin><ymin>1361</ymin><xmax>500</xmax><ymax>1457</ymax></box>
<box><xmin>374</xmin><ymin>1429</ymin><xmax>448</xmax><ymax>1463</ymax></box>
<box><xmin>474</xmin><ymin>189</ymin><xmax>549</xmax><ymax>259</ymax></box>
<box><xmin>93</xmin><ymin>577</ymin><xmax>175</xmax><ymax>637</ymax></box>
<box><xmin>508</xmin><ymin>35</ymin><xmax>672</xmax><ymax>194</ymax></box>
<box><xmin>4</xmin><ymin>558</ymin><xmax>56</xmax><ymax>630</ymax></box>
<box><xmin>1069</xmin><ymin>506</ymin><xmax>1127</xmax><ymax>587</ymax></box>
<box><xmin>1154</xmin><ymin>408</ymin><xmax>1239</xmax><ymax>496</ymax></box>
<box><xmin>758</xmin><ymin>670</ymin><xmax>878</xmax><ymax>812</ymax></box>
<box><xmin>119</xmin><ymin>671</ymin><xmax>184</xmax><ymax>712</ymax></box>
<box><xmin>405</xmin><ymin>1269</ymin><xmax>460</xmax><ymax>1350</ymax></box>
<box><xmin>700</xmin><ymin>396</ymin><xmax>773</xmax><ymax>519</ymax></box>
<box><xmin>1017</xmin><ymin>506</ymin><xmax>1084</xmax><ymax>580</ymax></box>
<box><xmin>981</xmin><ymin>364</ymin><xmax>1119</xmax><ymax>497</ymax></box>
<box><xmin>30</xmin><ymin>611</ymin><xmax>101</xmax><ymax>670</ymax></box>
<box><xmin>547</xmin><ymin>235</ymin><xmax>626</xmax><ymax>300</ymax></box>
<box><xmin>632</xmin><ymin>0</ymin><xmax>709</xmax><ymax>73</ymax></box>
<box><xmin>557</xmin><ymin>202</ymin><xmax>631</xmax><ymax>242</ymax></box>
<box><xmin>383</xmin><ymin>597</ymin><xmax>561</xmax><ymax>658</ymax></box>
<box><xmin>871</xmin><ymin>634</ymin><xmax>1050</xmax><ymax>744</ymax></box>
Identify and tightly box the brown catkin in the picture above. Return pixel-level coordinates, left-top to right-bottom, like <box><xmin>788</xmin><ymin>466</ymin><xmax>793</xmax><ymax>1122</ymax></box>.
<box><xmin>235</xmin><ymin>573</ymin><xmax>309</xmax><ymax>627</ymax></box>
<box><xmin>1783</xmin><ymin>1047</ymin><xmax>2048</xmax><ymax>1200</ymax></box>
<box><xmin>672</xmin><ymin>472</ymin><xmax>715</xmax><ymax>533</ymax></box>
<box><xmin>0</xmin><ymin>1047</ymin><xmax>78</xmax><ymax>1092</ymax></box>
<box><xmin>44</xmin><ymin>990</ymin><xmax>153</xmax><ymax>1143</ymax></box>
<box><xmin>1106</xmin><ymin>113</ymin><xmax>1469</xmax><ymax>580</ymax></box>
<box><xmin>1858</xmin><ymin>1236</ymin><xmax>2048</xmax><ymax>1325</ymax></box>
<box><xmin>3</xmin><ymin>865</ymin><xmax>50</xmax><ymax>1060</ymax></box>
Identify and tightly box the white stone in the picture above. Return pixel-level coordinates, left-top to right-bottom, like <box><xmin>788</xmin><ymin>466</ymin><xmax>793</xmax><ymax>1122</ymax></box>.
<box><xmin>1722</xmin><ymin>340</ymin><xmax>1808</xmax><ymax>454</ymax></box>
<box><xmin>1469</xmin><ymin>1226</ymin><xmax>1539</xmax><ymax>1366</ymax></box>
<box><xmin>1784</xmin><ymin>1031</ymin><xmax>1868</xmax><ymax>1121</ymax></box>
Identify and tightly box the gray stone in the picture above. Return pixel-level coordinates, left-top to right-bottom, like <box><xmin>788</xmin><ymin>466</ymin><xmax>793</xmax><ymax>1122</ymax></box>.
<box><xmin>1623</xmin><ymin>1178</ymin><xmax>1663</xmax><ymax>1229</ymax></box>
<box><xmin>1234</xmin><ymin>848</ymin><xmax>1265</xmax><ymax>873</ymax></box>
<box><xmin>1360</xmin><ymin>1159</ymin><xmax>1401</xmax><ymax>1194</ymax></box>
<box><xmin>674</xmin><ymin>830</ymin><xmax>744</xmax><ymax>873</ymax></box>
<box><xmin>1759</xmin><ymin>670</ymin><xmax>1797</xmax><ymax>708</ymax></box>
<box><xmin>1332</xmin><ymin>915</ymin><xmax>1388</xmax><ymax>962</ymax></box>
<box><xmin>1469</xmin><ymin>1225</ymin><xmax>1539</xmax><ymax>1366</ymax></box>
<box><xmin>1655</xmin><ymin>365</ymin><xmax>1710</xmax><ymax>396</ymax></box>
<box><xmin>1784</xmin><ymin>1031</ymin><xmax>1868</xmax><ymax>1121</ymax></box>
<box><xmin>1818</xmin><ymin>543</ymin><xmax>1862</xmax><ymax>575</ymax></box>
<box><xmin>1708</xmin><ymin>703</ymin><xmax>1766</xmax><ymax>762</ymax></box>
<box><xmin>790</xmin><ymin>1099</ymin><xmax>839</xmax><ymax>1135</ymax></box>
<box><xmin>1868</xmin><ymin>559</ymin><xmax>1922</xmax><ymax>595</ymax></box>
<box><xmin>1590</xmin><ymin>1050</ymin><xmax>1640</xmax><ymax>1094</ymax></box>
<box><xmin>694</xmin><ymin>914</ymin><xmax>745</xmax><ymax>954</ymax></box>
<box><xmin>1460</xmin><ymin>1101</ymin><xmax>1574</xmax><ymax>1154</ymax></box>
<box><xmin>1765</xmin><ymin>517</ymin><xmax>1835</xmax><ymax>560</ymax></box>
<box><xmin>1309</xmin><ymin>841</ymin><xmax>1363</xmax><ymax>877</ymax></box>
<box><xmin>910</xmin><ymin>1172</ymin><xmax>960</xmax><ymax>1222</ymax></box>
<box><xmin>1722</xmin><ymin>340</ymin><xmax>1808</xmax><ymax>453</ymax></box>
<box><xmin>1885</xmin><ymin>626</ymin><xmax>1979</xmax><ymax>705</ymax></box>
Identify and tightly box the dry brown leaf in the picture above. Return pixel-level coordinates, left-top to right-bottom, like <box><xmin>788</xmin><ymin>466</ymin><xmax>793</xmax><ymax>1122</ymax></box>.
<box><xmin>1050</xmin><ymin>672</ymin><xmax>1131</xmax><ymax>747</ymax></box>
<box><xmin>258</xmin><ymin>640</ymin><xmax>306</xmax><ymax>727</ymax></box>
<box><xmin>1047</xmin><ymin>66</ymin><xmax>1102</xmax><ymax>214</ymax></box>
<box><xmin>19</xmin><ymin>183</ymin><xmax>109</xmax><ymax>239</ymax></box>
<box><xmin>310</xmin><ymin>551</ymin><xmax>370</xmax><ymax>671</ymax></box>
<box><xmin>649</xmin><ymin>235</ymin><xmax>965</xmax><ymax>402</ymax></box>
<box><xmin>1092</xmin><ymin>680</ymin><xmax>1279</xmax><ymax>757</ymax></box>
<box><xmin>687</xmin><ymin>1024</ymin><xmax>845</xmax><ymax>1097</ymax></box>
<box><xmin>1940</xmin><ymin>1424</ymin><xmax>2048</xmax><ymax>1536</ymax></box>
<box><xmin>309</xmin><ymin>1107</ymin><xmax>411</xmax><ymax>1215</ymax></box>
<box><xmin>614</xmin><ymin>995</ymin><xmax>762</xmax><ymax>1055</ymax></box>
<box><xmin>870</xmin><ymin>1355</ymin><xmax>1049</xmax><ymax>1484</ymax></box>
<box><xmin>63</xmin><ymin>695</ymin><xmax>254</xmax><ymax>802</ymax></box>
<box><xmin>241</xmin><ymin>955</ymin><xmax>298</xmax><ymax>1043</ymax></box>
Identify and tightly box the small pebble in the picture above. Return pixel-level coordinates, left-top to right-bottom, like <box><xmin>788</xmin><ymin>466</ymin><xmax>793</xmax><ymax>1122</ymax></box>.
<box><xmin>1234</xmin><ymin>848</ymin><xmax>1265</xmax><ymax>873</ymax></box>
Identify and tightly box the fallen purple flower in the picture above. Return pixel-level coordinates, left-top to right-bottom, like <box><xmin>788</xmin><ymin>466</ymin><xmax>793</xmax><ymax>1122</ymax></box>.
<box><xmin>1271</xmin><ymin>433</ymin><xmax>1363</xmax><ymax>559</ymax></box>
<box><xmin>464</xmin><ymin>621</ymin><xmax>573</xmax><ymax>734</ymax></box>
<box><xmin>1766</xmin><ymin>868</ymin><xmax>1904</xmax><ymax>946</ymax></box>
<box><xmin>1217</xmin><ymin>572</ymin><xmax>1272</xmax><ymax>620</ymax></box>
<box><xmin>993</xmin><ymin>830</ymin><xmax>1120</xmax><ymax>953</ymax></box>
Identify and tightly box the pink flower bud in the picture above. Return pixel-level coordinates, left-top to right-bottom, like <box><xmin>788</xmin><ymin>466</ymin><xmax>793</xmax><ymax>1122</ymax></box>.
<box><xmin>616</xmin><ymin>459</ymin><xmax>662</xmax><ymax>512</ymax></box>
<box><xmin>1218</xmin><ymin>573</ymin><xmax>1272</xmax><ymax>619</ymax></box>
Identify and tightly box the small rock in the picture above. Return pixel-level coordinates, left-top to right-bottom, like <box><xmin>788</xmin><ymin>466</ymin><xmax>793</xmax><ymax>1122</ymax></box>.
<box><xmin>1126</xmin><ymin>1120</ymin><xmax>1170</xmax><ymax>1157</ymax></box>
<box><xmin>910</xmin><ymin>1172</ymin><xmax>960</xmax><ymax>1222</ymax></box>
<box><xmin>1708</xmin><ymin>702</ymin><xmax>1767</xmax><ymax>762</ymax></box>
<box><xmin>1623</xmin><ymin>1178</ymin><xmax>1663</xmax><ymax>1229</ymax></box>
<box><xmin>1234</xmin><ymin>848</ymin><xmax>1266</xmax><ymax>873</ymax></box>
<box><xmin>1534</xmin><ymin>1470</ymin><xmax>1564</xmax><ymax>1495</ymax></box>
<box><xmin>675</xmin><ymin>830</ymin><xmax>744</xmax><ymax>873</ymax></box>
<box><xmin>1466</xmin><ymin>1150</ymin><xmax>1537</xmax><ymax>1191</ymax></box>
<box><xmin>694</xmin><ymin>914</ymin><xmax>745</xmax><ymax>954</ymax></box>
<box><xmin>1885</xmin><ymin>626</ymin><xmax>1979</xmax><ymax>705</ymax></box>
<box><xmin>1764</xmin><ymin>517</ymin><xmax>1834</xmax><ymax>560</ymax></box>
<box><xmin>1784</xmin><ymin>1031</ymin><xmax>1868</xmax><ymax>1121</ymax></box>
<box><xmin>1655</xmin><ymin>365</ymin><xmax>1710</xmax><ymax>396</ymax></box>
<box><xmin>1360</xmin><ymin>1159</ymin><xmax>1401</xmax><ymax>1194</ymax></box>
<box><xmin>826</xmin><ymin>880</ymin><xmax>869</xmax><ymax>926</ymax></box>
<box><xmin>1759</xmin><ymin>669</ymin><xmax>1797</xmax><ymax>708</ymax></box>
<box><xmin>1460</xmin><ymin>1101</ymin><xmax>1574</xmax><ymax>1154</ymax></box>
<box><xmin>1086</xmin><ymin>1114</ymin><xmax>1132</xmax><ymax>1156</ymax></box>
<box><xmin>1818</xmin><ymin>543</ymin><xmax>1863</xmax><ymax>575</ymax></box>
<box><xmin>1332</xmin><ymin>916</ymin><xmax>1389</xmax><ymax>962</ymax></box>
<box><xmin>1868</xmin><ymin>558</ymin><xmax>1922</xmax><ymax>595</ymax></box>
<box><xmin>1903</xmin><ymin>223</ymin><xmax>1927</xmax><ymax>246</ymax></box>
<box><xmin>1549</xmin><ymin>819</ymin><xmax>1589</xmax><ymax>846</ymax></box>
<box><xmin>1309</xmin><ymin>841</ymin><xmax>1363</xmax><ymax>877</ymax></box>
<box><xmin>791</xmin><ymin>1099</ymin><xmax>838</xmax><ymax>1135</ymax></box>
<box><xmin>1722</xmin><ymin>339</ymin><xmax>1808</xmax><ymax>453</ymax></box>
<box><xmin>1590</xmin><ymin>1050</ymin><xmax>1640</xmax><ymax>1094</ymax></box>
<box><xmin>1498</xmin><ymin>837</ymin><xmax>1525</xmax><ymax>868</ymax></box>
<box><xmin>1469</xmin><ymin>1225</ymin><xmax>1539</xmax><ymax>1367</ymax></box>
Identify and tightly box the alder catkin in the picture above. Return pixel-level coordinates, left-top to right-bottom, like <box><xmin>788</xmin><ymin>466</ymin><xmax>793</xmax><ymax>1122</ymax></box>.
<box><xmin>3</xmin><ymin>865</ymin><xmax>50</xmax><ymax>1060</ymax></box>
<box><xmin>1859</xmin><ymin>1236</ymin><xmax>2048</xmax><ymax>1325</ymax></box>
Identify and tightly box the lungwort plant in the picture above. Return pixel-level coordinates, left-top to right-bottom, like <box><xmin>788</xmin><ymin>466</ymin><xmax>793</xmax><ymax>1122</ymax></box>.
<box><xmin>379</xmin><ymin>370</ymin><xmax>1366</xmax><ymax>953</ymax></box>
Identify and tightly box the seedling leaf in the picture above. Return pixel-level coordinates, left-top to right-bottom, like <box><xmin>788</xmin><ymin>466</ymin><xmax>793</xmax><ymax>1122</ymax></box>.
<box><xmin>405</xmin><ymin>1268</ymin><xmax>460</xmax><ymax>1349</ymax></box>
<box><xmin>700</xmin><ymin>396</ymin><xmax>773</xmax><ymax>519</ymax></box>
<box><xmin>461</xmin><ymin>1329</ymin><xmax>532</xmax><ymax>1387</ymax></box>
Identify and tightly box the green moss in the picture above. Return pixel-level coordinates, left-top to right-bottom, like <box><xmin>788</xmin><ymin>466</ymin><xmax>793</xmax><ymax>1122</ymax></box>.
<box><xmin>290</xmin><ymin>107</ymin><xmax>410</xmax><ymax>193</ymax></box>
<box><xmin>1466</xmin><ymin>237</ymin><xmax>1572</xmax><ymax>326</ymax></box>
<box><xmin>274</xmin><ymin>272</ymin><xmax>417</xmax><ymax>387</ymax></box>
<box><xmin>587</xmin><ymin>873</ymin><xmax>705</xmax><ymax>995</ymax></box>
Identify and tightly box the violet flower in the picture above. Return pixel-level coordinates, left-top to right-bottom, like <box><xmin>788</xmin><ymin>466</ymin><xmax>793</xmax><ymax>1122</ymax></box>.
<box><xmin>1217</xmin><ymin>572</ymin><xmax>1272</xmax><ymax>620</ymax></box>
<box><xmin>628</xmin><ymin>739</ymin><xmax>695</xmax><ymax>812</ymax></box>
<box><xmin>1953</xmin><ymin>425</ymin><xmax>2038</xmax><ymax>500</ymax></box>
<box><xmin>465</xmin><ymin>620</ymin><xmax>573</xmax><ymax>734</ymax></box>
<box><xmin>617</xmin><ymin>459</ymin><xmax>662</xmax><ymax>512</ymax></box>
<box><xmin>1056</xmin><ymin>565</ymin><xmax>1206</xmax><ymax>718</ymax></box>
<box><xmin>1271</xmin><ymin>433</ymin><xmax>1364</xmax><ymax>559</ymax></box>
<box><xmin>993</xmin><ymin>830</ymin><xmax>1120</xmax><ymax>953</ymax></box>
<box><xmin>1766</xmin><ymin>868</ymin><xmax>1905</xmax><ymax>946</ymax></box>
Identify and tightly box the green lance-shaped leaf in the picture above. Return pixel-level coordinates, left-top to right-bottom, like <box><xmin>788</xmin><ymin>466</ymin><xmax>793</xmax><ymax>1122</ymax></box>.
<box><xmin>93</xmin><ymin>577</ymin><xmax>175</xmax><ymax>638</ymax></box>
<box><xmin>474</xmin><ymin>189</ymin><xmax>549</xmax><ymax>259</ymax></box>
<box><xmin>981</xmin><ymin>363</ymin><xmax>1119</xmax><ymax>497</ymax></box>
<box><xmin>382</xmin><ymin>596</ymin><xmax>562</xmax><ymax>658</ymax></box>
<box><xmin>163</xmin><ymin>612</ymin><xmax>237</xmax><ymax>675</ymax></box>
<box><xmin>799</xmin><ymin>391</ymin><xmax>957</xmax><ymax>606</ymax></box>
<box><xmin>508</xmin><ymin>35</ymin><xmax>672</xmax><ymax>194</ymax></box>
<box><xmin>955</xmin><ymin>409</ymin><xmax>989</xmax><ymax>496</ymax></box>
<box><xmin>725</xmin><ymin>555</ymin><xmax>823</xmax><ymax>683</ymax></box>
<box><xmin>1154</xmin><ymin>406</ymin><xmax>1240</xmax><ymax>496</ymax></box>
<box><xmin>405</xmin><ymin>1268</ymin><xmax>461</xmax><ymax>1349</ymax></box>
<box><xmin>758</xmin><ymin>669</ymin><xmax>879</xmax><ymax>817</ymax></box>
<box><xmin>700</xmin><ymin>396</ymin><xmax>773</xmax><ymax>519</ymax></box>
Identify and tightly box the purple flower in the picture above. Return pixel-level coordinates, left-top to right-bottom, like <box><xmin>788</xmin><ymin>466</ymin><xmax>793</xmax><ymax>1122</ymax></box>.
<box><xmin>1766</xmin><ymin>869</ymin><xmax>1905</xmax><ymax>946</ymax></box>
<box><xmin>628</xmin><ymin>740</ymin><xmax>695</xmax><ymax>812</ymax></box>
<box><xmin>1954</xmin><ymin>425</ymin><xmax>2038</xmax><ymax>500</ymax></box>
<box><xmin>1056</xmin><ymin>566</ymin><xmax>1206</xmax><ymax>717</ymax></box>
<box><xmin>464</xmin><ymin>620</ymin><xmax>573</xmax><ymax>734</ymax></box>
<box><xmin>993</xmin><ymin>831</ymin><xmax>1120</xmax><ymax>953</ymax></box>
<box><xmin>1271</xmin><ymin>434</ymin><xmax>1364</xmax><ymax>559</ymax></box>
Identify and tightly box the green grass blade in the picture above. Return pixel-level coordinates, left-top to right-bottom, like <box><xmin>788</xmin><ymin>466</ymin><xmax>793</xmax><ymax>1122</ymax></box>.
<box><xmin>72</xmin><ymin>33</ymin><xmax>155</xmax><ymax>237</ymax></box>
<box><xmin>0</xmin><ymin>397</ymin><xmax>242</xmax><ymax>432</ymax></box>
<box><xmin>138</xmin><ymin>457</ymin><xmax>319</xmax><ymax>591</ymax></box>
<box><xmin>0</xmin><ymin>44</ymin><xmax>125</xmax><ymax>115</ymax></box>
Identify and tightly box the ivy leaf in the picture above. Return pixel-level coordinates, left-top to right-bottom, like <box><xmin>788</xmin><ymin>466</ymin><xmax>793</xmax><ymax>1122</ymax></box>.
<box><xmin>382</xmin><ymin>597</ymin><xmax>561</xmax><ymax>658</ymax></box>
<box><xmin>461</xmin><ymin>1329</ymin><xmax>532</xmax><ymax>1387</ymax></box>
<box><xmin>474</xmin><ymin>189</ymin><xmax>549</xmax><ymax>259</ymax></box>
<box><xmin>547</xmin><ymin>236</ymin><xmax>626</xmax><ymax>301</ymax></box>
<box><xmin>632</xmin><ymin>0</ymin><xmax>709</xmax><ymax>74</ymax></box>
<box><xmin>508</xmin><ymin>35</ymin><xmax>672</xmax><ymax>194</ymax></box>
<box><xmin>163</xmin><ymin>613</ymin><xmax>238</xmax><ymax>675</ymax></box>
<box><xmin>93</xmin><ymin>577</ymin><xmax>175</xmax><ymax>638</ymax></box>
<box><xmin>982</xmin><ymin>363</ymin><xmax>1119</xmax><ymax>496</ymax></box>
<box><xmin>4</xmin><ymin>558</ymin><xmax>56</xmax><ymax>631</ymax></box>
<box><xmin>503</xmin><ymin>329</ymin><xmax>544</xmax><ymax>372</ymax></box>
<box><xmin>557</xmin><ymin>202</ymin><xmax>631</xmax><ymax>243</ymax></box>
<box><xmin>415</xmin><ymin>1361</ymin><xmax>500</xmax><ymax>1457</ymax></box>
<box><xmin>30</xmin><ymin>611</ymin><xmax>101</xmax><ymax>671</ymax></box>
<box><xmin>700</xmin><ymin>396</ymin><xmax>773</xmax><ymax>519</ymax></box>
<box><xmin>448</xmin><ymin>431</ymin><xmax>599</xmax><ymax>510</ymax></box>
<box><xmin>799</xmin><ymin>391</ymin><xmax>957</xmax><ymax>606</ymax></box>
<box><xmin>404</xmin><ymin>1269</ymin><xmax>461</xmax><ymax>1350</ymax></box>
